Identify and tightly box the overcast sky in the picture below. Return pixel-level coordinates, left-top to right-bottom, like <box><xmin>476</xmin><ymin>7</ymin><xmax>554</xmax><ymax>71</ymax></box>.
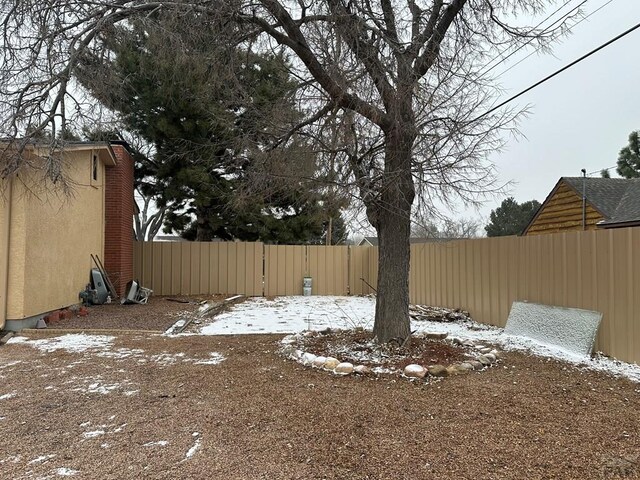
<box><xmin>465</xmin><ymin>0</ymin><xmax>640</xmax><ymax>223</ymax></box>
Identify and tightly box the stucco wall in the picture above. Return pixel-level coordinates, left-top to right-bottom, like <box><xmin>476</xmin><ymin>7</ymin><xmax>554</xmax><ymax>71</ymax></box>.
<box><xmin>0</xmin><ymin>180</ymin><xmax>12</xmax><ymax>327</ymax></box>
<box><xmin>5</xmin><ymin>150</ymin><xmax>106</xmax><ymax>319</ymax></box>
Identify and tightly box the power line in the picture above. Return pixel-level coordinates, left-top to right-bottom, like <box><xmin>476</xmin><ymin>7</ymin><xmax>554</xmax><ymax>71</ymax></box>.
<box><xmin>588</xmin><ymin>164</ymin><xmax>616</xmax><ymax>176</ymax></box>
<box><xmin>473</xmin><ymin>19</ymin><xmax>640</xmax><ymax>123</ymax></box>
<box><xmin>478</xmin><ymin>0</ymin><xmax>586</xmax><ymax>80</ymax></box>
<box><xmin>494</xmin><ymin>0</ymin><xmax>616</xmax><ymax>79</ymax></box>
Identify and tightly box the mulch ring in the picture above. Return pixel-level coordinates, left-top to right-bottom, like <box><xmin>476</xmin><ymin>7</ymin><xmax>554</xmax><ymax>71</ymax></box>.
<box><xmin>283</xmin><ymin>328</ymin><xmax>501</xmax><ymax>378</ymax></box>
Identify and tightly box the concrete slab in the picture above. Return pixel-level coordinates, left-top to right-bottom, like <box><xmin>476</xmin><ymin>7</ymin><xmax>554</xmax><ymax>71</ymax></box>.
<box><xmin>505</xmin><ymin>301</ymin><xmax>602</xmax><ymax>357</ymax></box>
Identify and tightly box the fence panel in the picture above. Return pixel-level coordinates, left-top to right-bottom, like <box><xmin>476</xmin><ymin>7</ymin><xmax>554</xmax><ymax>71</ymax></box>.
<box><xmin>410</xmin><ymin>229</ymin><xmax>640</xmax><ymax>364</ymax></box>
<box><xmin>349</xmin><ymin>246</ymin><xmax>377</xmax><ymax>295</ymax></box>
<box><xmin>134</xmin><ymin>241</ymin><xmax>263</xmax><ymax>296</ymax></box>
<box><xmin>264</xmin><ymin>244</ymin><xmax>305</xmax><ymax>296</ymax></box>
<box><xmin>308</xmin><ymin>245</ymin><xmax>349</xmax><ymax>295</ymax></box>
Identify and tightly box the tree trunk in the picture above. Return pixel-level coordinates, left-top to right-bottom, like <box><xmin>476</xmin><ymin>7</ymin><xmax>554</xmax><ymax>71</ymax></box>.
<box><xmin>372</xmin><ymin>125</ymin><xmax>415</xmax><ymax>344</ymax></box>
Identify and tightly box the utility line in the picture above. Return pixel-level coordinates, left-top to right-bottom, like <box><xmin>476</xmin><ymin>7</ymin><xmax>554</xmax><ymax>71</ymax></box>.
<box><xmin>493</xmin><ymin>0</ymin><xmax>616</xmax><ymax>79</ymax></box>
<box><xmin>588</xmin><ymin>165</ymin><xmax>616</xmax><ymax>175</ymax></box>
<box><xmin>473</xmin><ymin>19</ymin><xmax>640</xmax><ymax>123</ymax></box>
<box><xmin>478</xmin><ymin>0</ymin><xmax>586</xmax><ymax>80</ymax></box>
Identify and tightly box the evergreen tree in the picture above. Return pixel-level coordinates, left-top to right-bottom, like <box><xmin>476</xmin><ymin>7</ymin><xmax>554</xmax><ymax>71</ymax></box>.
<box><xmin>616</xmin><ymin>131</ymin><xmax>640</xmax><ymax>178</ymax></box>
<box><xmin>77</xmin><ymin>14</ymin><xmax>333</xmax><ymax>243</ymax></box>
<box><xmin>485</xmin><ymin>198</ymin><xmax>541</xmax><ymax>237</ymax></box>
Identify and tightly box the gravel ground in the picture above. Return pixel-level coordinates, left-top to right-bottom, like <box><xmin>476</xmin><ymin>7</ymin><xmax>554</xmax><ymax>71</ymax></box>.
<box><xmin>1</xmin><ymin>332</ymin><xmax>639</xmax><ymax>479</ymax></box>
<box><xmin>47</xmin><ymin>296</ymin><xmax>220</xmax><ymax>332</ymax></box>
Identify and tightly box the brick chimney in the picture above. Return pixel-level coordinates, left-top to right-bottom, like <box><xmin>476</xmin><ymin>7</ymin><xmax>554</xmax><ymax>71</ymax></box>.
<box><xmin>104</xmin><ymin>143</ymin><xmax>135</xmax><ymax>296</ymax></box>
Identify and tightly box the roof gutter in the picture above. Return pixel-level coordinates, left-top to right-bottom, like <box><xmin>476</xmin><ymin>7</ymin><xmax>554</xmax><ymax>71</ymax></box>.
<box><xmin>1</xmin><ymin>178</ymin><xmax>12</xmax><ymax>330</ymax></box>
<box><xmin>598</xmin><ymin>220</ymin><xmax>640</xmax><ymax>229</ymax></box>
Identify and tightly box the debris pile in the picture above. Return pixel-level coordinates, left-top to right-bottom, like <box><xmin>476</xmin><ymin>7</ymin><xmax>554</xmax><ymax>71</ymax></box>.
<box><xmin>409</xmin><ymin>304</ymin><xmax>471</xmax><ymax>322</ymax></box>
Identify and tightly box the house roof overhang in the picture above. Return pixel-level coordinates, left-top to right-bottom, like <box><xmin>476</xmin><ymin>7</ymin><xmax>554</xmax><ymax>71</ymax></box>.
<box><xmin>520</xmin><ymin>178</ymin><xmax>605</xmax><ymax>235</ymax></box>
<box><xmin>1</xmin><ymin>140</ymin><xmax>118</xmax><ymax>166</ymax></box>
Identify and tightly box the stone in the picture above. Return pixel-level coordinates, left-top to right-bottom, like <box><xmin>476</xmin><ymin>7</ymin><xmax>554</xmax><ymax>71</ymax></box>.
<box><xmin>312</xmin><ymin>356</ymin><xmax>327</xmax><ymax>368</ymax></box>
<box><xmin>479</xmin><ymin>347</ymin><xmax>492</xmax><ymax>354</ymax></box>
<box><xmin>459</xmin><ymin>362</ymin><xmax>474</xmax><ymax>371</ymax></box>
<box><xmin>446</xmin><ymin>365</ymin><xmax>465</xmax><ymax>376</ymax></box>
<box><xmin>462</xmin><ymin>340</ymin><xmax>475</xmax><ymax>347</ymax></box>
<box><xmin>334</xmin><ymin>362</ymin><xmax>354</xmax><ymax>375</ymax></box>
<box><xmin>428</xmin><ymin>365</ymin><xmax>449</xmax><ymax>377</ymax></box>
<box><xmin>490</xmin><ymin>349</ymin><xmax>501</xmax><ymax>358</ymax></box>
<box><xmin>280</xmin><ymin>345</ymin><xmax>295</xmax><ymax>357</ymax></box>
<box><xmin>403</xmin><ymin>364</ymin><xmax>427</xmax><ymax>378</ymax></box>
<box><xmin>281</xmin><ymin>335</ymin><xmax>297</xmax><ymax>345</ymax></box>
<box><xmin>354</xmin><ymin>365</ymin><xmax>371</xmax><ymax>375</ymax></box>
<box><xmin>468</xmin><ymin>360</ymin><xmax>483</xmax><ymax>370</ymax></box>
<box><xmin>323</xmin><ymin>357</ymin><xmax>340</xmax><ymax>370</ymax></box>
<box><xmin>477</xmin><ymin>355</ymin><xmax>491</xmax><ymax>366</ymax></box>
<box><xmin>450</xmin><ymin>337</ymin><xmax>463</xmax><ymax>346</ymax></box>
<box><xmin>484</xmin><ymin>353</ymin><xmax>497</xmax><ymax>363</ymax></box>
<box><xmin>301</xmin><ymin>352</ymin><xmax>317</xmax><ymax>365</ymax></box>
<box><xmin>423</xmin><ymin>332</ymin><xmax>448</xmax><ymax>340</ymax></box>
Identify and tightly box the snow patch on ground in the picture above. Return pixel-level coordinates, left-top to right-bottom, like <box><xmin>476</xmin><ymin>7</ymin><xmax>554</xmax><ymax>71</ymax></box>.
<box><xmin>0</xmin><ymin>391</ymin><xmax>17</xmax><ymax>400</ymax></box>
<box><xmin>55</xmin><ymin>467</ymin><xmax>79</xmax><ymax>476</ymax></box>
<box><xmin>6</xmin><ymin>336</ymin><xmax>28</xmax><ymax>344</ymax></box>
<box><xmin>412</xmin><ymin>318</ymin><xmax>640</xmax><ymax>383</ymax></box>
<box><xmin>194</xmin><ymin>352</ymin><xmax>226</xmax><ymax>365</ymax></box>
<box><xmin>82</xmin><ymin>430</ymin><xmax>105</xmax><ymax>439</ymax></box>
<box><xmin>10</xmin><ymin>334</ymin><xmax>225</xmax><ymax>368</ymax></box>
<box><xmin>25</xmin><ymin>334</ymin><xmax>116</xmax><ymax>353</ymax></box>
<box><xmin>198</xmin><ymin>296</ymin><xmax>375</xmax><ymax>335</ymax></box>
<box><xmin>184</xmin><ymin>432</ymin><xmax>201</xmax><ymax>460</ymax></box>
<box><xmin>197</xmin><ymin>295</ymin><xmax>640</xmax><ymax>382</ymax></box>
<box><xmin>0</xmin><ymin>360</ymin><xmax>22</xmax><ymax>369</ymax></box>
<box><xmin>0</xmin><ymin>454</ymin><xmax>22</xmax><ymax>464</ymax></box>
<box><xmin>28</xmin><ymin>454</ymin><xmax>56</xmax><ymax>465</ymax></box>
<box><xmin>144</xmin><ymin>440</ymin><xmax>169</xmax><ymax>447</ymax></box>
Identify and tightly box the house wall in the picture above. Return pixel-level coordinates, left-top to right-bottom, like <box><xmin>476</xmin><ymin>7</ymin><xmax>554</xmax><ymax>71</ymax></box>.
<box><xmin>526</xmin><ymin>181</ymin><xmax>603</xmax><ymax>235</ymax></box>
<box><xmin>0</xmin><ymin>179</ymin><xmax>12</xmax><ymax>328</ymax></box>
<box><xmin>104</xmin><ymin>144</ymin><xmax>134</xmax><ymax>296</ymax></box>
<box><xmin>5</xmin><ymin>150</ymin><xmax>106</xmax><ymax>320</ymax></box>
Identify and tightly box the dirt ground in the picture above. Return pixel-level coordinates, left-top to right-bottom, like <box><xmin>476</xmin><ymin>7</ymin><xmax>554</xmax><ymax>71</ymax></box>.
<box><xmin>46</xmin><ymin>296</ymin><xmax>224</xmax><ymax>332</ymax></box>
<box><xmin>1</xmin><ymin>332</ymin><xmax>639</xmax><ymax>480</ymax></box>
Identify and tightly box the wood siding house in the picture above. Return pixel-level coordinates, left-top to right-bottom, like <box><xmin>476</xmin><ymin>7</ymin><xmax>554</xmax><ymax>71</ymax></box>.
<box><xmin>523</xmin><ymin>177</ymin><xmax>640</xmax><ymax>235</ymax></box>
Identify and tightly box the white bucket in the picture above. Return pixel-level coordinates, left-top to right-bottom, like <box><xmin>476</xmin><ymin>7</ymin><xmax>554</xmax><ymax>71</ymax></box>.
<box><xmin>303</xmin><ymin>277</ymin><xmax>312</xmax><ymax>288</ymax></box>
<box><xmin>303</xmin><ymin>286</ymin><xmax>312</xmax><ymax>296</ymax></box>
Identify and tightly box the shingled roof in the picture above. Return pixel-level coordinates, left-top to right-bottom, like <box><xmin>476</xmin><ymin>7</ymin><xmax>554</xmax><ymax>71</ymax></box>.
<box><xmin>562</xmin><ymin>177</ymin><xmax>640</xmax><ymax>227</ymax></box>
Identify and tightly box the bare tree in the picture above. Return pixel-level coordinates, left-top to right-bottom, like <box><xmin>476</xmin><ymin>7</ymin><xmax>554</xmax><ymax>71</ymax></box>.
<box><xmin>412</xmin><ymin>217</ymin><xmax>481</xmax><ymax>239</ymax></box>
<box><xmin>0</xmin><ymin>0</ymin><xmax>576</xmax><ymax>343</ymax></box>
<box><xmin>134</xmin><ymin>188</ymin><xmax>166</xmax><ymax>241</ymax></box>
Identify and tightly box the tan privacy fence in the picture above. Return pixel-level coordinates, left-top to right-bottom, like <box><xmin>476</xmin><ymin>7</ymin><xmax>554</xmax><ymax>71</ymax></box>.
<box><xmin>134</xmin><ymin>242</ymin><xmax>374</xmax><ymax>297</ymax></box>
<box><xmin>407</xmin><ymin>228</ymin><xmax>640</xmax><ymax>365</ymax></box>
<box><xmin>133</xmin><ymin>241</ymin><xmax>264</xmax><ymax>296</ymax></box>
<box><xmin>134</xmin><ymin>227</ymin><xmax>640</xmax><ymax>364</ymax></box>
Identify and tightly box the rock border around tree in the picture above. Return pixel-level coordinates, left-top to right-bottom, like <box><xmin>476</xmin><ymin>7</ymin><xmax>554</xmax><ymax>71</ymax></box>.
<box><xmin>279</xmin><ymin>330</ymin><xmax>502</xmax><ymax>382</ymax></box>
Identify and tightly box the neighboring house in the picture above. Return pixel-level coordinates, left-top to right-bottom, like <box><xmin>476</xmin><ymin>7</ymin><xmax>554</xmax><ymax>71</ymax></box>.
<box><xmin>358</xmin><ymin>236</ymin><xmax>459</xmax><ymax>246</ymax></box>
<box><xmin>0</xmin><ymin>141</ymin><xmax>135</xmax><ymax>330</ymax></box>
<box><xmin>522</xmin><ymin>177</ymin><xmax>640</xmax><ymax>236</ymax></box>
